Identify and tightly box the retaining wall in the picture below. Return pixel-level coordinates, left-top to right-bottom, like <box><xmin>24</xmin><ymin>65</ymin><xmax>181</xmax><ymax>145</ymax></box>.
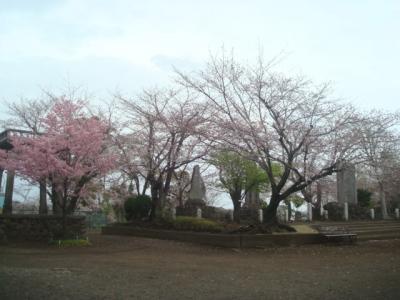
<box><xmin>0</xmin><ymin>215</ymin><xmax>86</xmax><ymax>241</ymax></box>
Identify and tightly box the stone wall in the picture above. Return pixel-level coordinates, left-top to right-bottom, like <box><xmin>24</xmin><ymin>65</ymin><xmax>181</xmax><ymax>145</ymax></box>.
<box><xmin>0</xmin><ymin>215</ymin><xmax>86</xmax><ymax>241</ymax></box>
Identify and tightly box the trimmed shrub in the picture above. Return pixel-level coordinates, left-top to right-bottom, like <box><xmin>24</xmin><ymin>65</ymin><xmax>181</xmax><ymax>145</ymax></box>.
<box><xmin>124</xmin><ymin>195</ymin><xmax>152</xmax><ymax>221</ymax></box>
<box><xmin>348</xmin><ymin>203</ymin><xmax>370</xmax><ymax>219</ymax></box>
<box><xmin>172</xmin><ymin>216</ymin><xmax>223</xmax><ymax>233</ymax></box>
<box><xmin>324</xmin><ymin>202</ymin><xmax>343</xmax><ymax>221</ymax></box>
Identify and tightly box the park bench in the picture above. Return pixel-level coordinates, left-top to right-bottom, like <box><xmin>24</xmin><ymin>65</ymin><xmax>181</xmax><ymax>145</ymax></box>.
<box><xmin>322</xmin><ymin>233</ymin><xmax>357</xmax><ymax>244</ymax></box>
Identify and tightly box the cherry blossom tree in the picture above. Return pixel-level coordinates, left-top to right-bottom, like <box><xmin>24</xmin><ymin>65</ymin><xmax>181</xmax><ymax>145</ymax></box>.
<box><xmin>1</xmin><ymin>96</ymin><xmax>55</xmax><ymax>214</ymax></box>
<box><xmin>357</xmin><ymin>111</ymin><xmax>400</xmax><ymax>218</ymax></box>
<box><xmin>117</xmin><ymin>88</ymin><xmax>211</xmax><ymax>219</ymax></box>
<box><xmin>0</xmin><ymin>98</ymin><xmax>116</xmax><ymax>229</ymax></box>
<box><xmin>177</xmin><ymin>54</ymin><xmax>363</xmax><ymax>223</ymax></box>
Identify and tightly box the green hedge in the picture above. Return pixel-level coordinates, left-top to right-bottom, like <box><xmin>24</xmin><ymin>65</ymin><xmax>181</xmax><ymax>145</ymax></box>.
<box><xmin>124</xmin><ymin>195</ymin><xmax>152</xmax><ymax>220</ymax></box>
<box><xmin>172</xmin><ymin>216</ymin><xmax>223</xmax><ymax>233</ymax></box>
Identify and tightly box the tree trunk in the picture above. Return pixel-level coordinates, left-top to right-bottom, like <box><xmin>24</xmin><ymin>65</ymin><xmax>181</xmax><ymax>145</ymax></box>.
<box><xmin>39</xmin><ymin>179</ymin><xmax>48</xmax><ymax>215</ymax></box>
<box><xmin>379</xmin><ymin>182</ymin><xmax>389</xmax><ymax>219</ymax></box>
<box><xmin>3</xmin><ymin>170</ymin><xmax>15</xmax><ymax>215</ymax></box>
<box><xmin>232</xmin><ymin>199</ymin><xmax>241</xmax><ymax>223</ymax></box>
<box><xmin>287</xmin><ymin>200</ymin><xmax>292</xmax><ymax>222</ymax></box>
<box><xmin>51</xmin><ymin>184</ymin><xmax>63</xmax><ymax>215</ymax></box>
<box><xmin>264</xmin><ymin>195</ymin><xmax>280</xmax><ymax>224</ymax></box>
<box><xmin>149</xmin><ymin>181</ymin><xmax>161</xmax><ymax>221</ymax></box>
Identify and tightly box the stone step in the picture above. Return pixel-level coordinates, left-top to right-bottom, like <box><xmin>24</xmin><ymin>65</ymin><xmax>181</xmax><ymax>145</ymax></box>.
<box><xmin>312</xmin><ymin>221</ymin><xmax>400</xmax><ymax>241</ymax></box>
<box><xmin>344</xmin><ymin>224</ymin><xmax>400</xmax><ymax>231</ymax></box>
<box><xmin>319</xmin><ymin>221</ymin><xmax>400</xmax><ymax>226</ymax></box>
<box><xmin>357</xmin><ymin>233</ymin><xmax>400</xmax><ymax>241</ymax></box>
<box><xmin>353</xmin><ymin>228</ymin><xmax>400</xmax><ymax>235</ymax></box>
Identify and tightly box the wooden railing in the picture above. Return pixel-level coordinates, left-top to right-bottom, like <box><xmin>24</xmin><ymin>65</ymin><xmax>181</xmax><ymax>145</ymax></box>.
<box><xmin>0</xmin><ymin>129</ymin><xmax>35</xmax><ymax>149</ymax></box>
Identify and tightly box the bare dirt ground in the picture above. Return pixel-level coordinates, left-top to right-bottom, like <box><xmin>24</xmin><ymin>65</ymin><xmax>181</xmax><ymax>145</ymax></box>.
<box><xmin>0</xmin><ymin>232</ymin><xmax>399</xmax><ymax>300</ymax></box>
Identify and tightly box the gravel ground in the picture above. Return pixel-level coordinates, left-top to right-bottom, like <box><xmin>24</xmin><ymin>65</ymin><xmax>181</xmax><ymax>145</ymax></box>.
<box><xmin>0</xmin><ymin>232</ymin><xmax>399</xmax><ymax>300</ymax></box>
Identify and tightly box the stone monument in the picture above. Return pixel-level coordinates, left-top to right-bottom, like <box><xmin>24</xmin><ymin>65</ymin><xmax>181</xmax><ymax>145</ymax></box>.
<box><xmin>336</xmin><ymin>162</ymin><xmax>357</xmax><ymax>204</ymax></box>
<box><xmin>187</xmin><ymin>165</ymin><xmax>206</xmax><ymax>207</ymax></box>
<box><xmin>244</xmin><ymin>190</ymin><xmax>261</xmax><ymax>210</ymax></box>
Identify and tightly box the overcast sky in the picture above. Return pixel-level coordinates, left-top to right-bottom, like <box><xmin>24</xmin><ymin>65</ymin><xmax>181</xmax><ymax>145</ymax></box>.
<box><xmin>1</xmin><ymin>0</ymin><xmax>399</xmax><ymax>207</ymax></box>
<box><xmin>1</xmin><ymin>0</ymin><xmax>399</xmax><ymax>111</ymax></box>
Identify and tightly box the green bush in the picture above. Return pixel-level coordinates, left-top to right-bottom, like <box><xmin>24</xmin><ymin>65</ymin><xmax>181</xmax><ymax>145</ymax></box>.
<box><xmin>357</xmin><ymin>189</ymin><xmax>373</xmax><ymax>208</ymax></box>
<box><xmin>348</xmin><ymin>203</ymin><xmax>370</xmax><ymax>219</ymax></box>
<box><xmin>172</xmin><ymin>216</ymin><xmax>223</xmax><ymax>233</ymax></box>
<box><xmin>324</xmin><ymin>202</ymin><xmax>370</xmax><ymax>220</ymax></box>
<box><xmin>324</xmin><ymin>202</ymin><xmax>343</xmax><ymax>221</ymax></box>
<box><xmin>124</xmin><ymin>195</ymin><xmax>152</xmax><ymax>220</ymax></box>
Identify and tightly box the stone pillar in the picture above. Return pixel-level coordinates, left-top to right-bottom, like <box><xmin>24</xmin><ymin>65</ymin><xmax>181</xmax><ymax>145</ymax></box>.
<box><xmin>171</xmin><ymin>207</ymin><xmax>176</xmax><ymax>220</ymax></box>
<box><xmin>258</xmin><ymin>209</ymin><xmax>263</xmax><ymax>223</ymax></box>
<box><xmin>370</xmin><ymin>208</ymin><xmax>375</xmax><ymax>220</ymax></box>
<box><xmin>323</xmin><ymin>210</ymin><xmax>329</xmax><ymax>220</ymax></box>
<box><xmin>196</xmin><ymin>208</ymin><xmax>202</xmax><ymax>219</ymax></box>
<box><xmin>244</xmin><ymin>190</ymin><xmax>261</xmax><ymax>210</ymax></box>
<box><xmin>320</xmin><ymin>201</ymin><xmax>324</xmax><ymax>218</ymax></box>
<box><xmin>344</xmin><ymin>202</ymin><xmax>349</xmax><ymax>221</ymax></box>
<box><xmin>3</xmin><ymin>170</ymin><xmax>15</xmax><ymax>215</ymax></box>
<box><xmin>39</xmin><ymin>179</ymin><xmax>48</xmax><ymax>215</ymax></box>
<box><xmin>337</xmin><ymin>163</ymin><xmax>357</xmax><ymax>205</ymax></box>
<box><xmin>395</xmin><ymin>208</ymin><xmax>399</xmax><ymax>220</ymax></box>
<box><xmin>284</xmin><ymin>207</ymin><xmax>289</xmax><ymax>223</ymax></box>
<box><xmin>379</xmin><ymin>189</ymin><xmax>389</xmax><ymax>219</ymax></box>
<box><xmin>307</xmin><ymin>203</ymin><xmax>313</xmax><ymax>221</ymax></box>
<box><xmin>317</xmin><ymin>182</ymin><xmax>323</xmax><ymax>217</ymax></box>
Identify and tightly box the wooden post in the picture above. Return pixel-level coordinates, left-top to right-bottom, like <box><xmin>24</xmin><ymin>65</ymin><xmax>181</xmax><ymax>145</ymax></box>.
<box><xmin>0</xmin><ymin>168</ymin><xmax>3</xmax><ymax>192</ymax></box>
<box><xmin>3</xmin><ymin>170</ymin><xmax>15</xmax><ymax>215</ymax></box>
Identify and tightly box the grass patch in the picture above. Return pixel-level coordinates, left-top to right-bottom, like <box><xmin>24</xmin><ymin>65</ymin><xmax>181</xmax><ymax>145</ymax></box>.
<box><xmin>291</xmin><ymin>225</ymin><xmax>318</xmax><ymax>234</ymax></box>
<box><xmin>50</xmin><ymin>238</ymin><xmax>91</xmax><ymax>247</ymax></box>
<box><xmin>172</xmin><ymin>216</ymin><xmax>223</xmax><ymax>233</ymax></box>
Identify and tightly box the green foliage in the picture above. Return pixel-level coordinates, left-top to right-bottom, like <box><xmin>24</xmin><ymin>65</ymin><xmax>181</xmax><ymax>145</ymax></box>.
<box><xmin>210</xmin><ymin>151</ymin><xmax>280</xmax><ymax>197</ymax></box>
<box><xmin>172</xmin><ymin>216</ymin><xmax>223</xmax><ymax>233</ymax></box>
<box><xmin>357</xmin><ymin>189</ymin><xmax>373</xmax><ymax>208</ymax></box>
<box><xmin>260</xmin><ymin>200</ymin><xmax>268</xmax><ymax>209</ymax></box>
<box><xmin>124</xmin><ymin>195</ymin><xmax>152</xmax><ymax>220</ymax></box>
<box><xmin>285</xmin><ymin>194</ymin><xmax>304</xmax><ymax>208</ymax></box>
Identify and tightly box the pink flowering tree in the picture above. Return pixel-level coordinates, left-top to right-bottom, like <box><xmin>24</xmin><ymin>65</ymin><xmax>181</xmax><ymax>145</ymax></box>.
<box><xmin>0</xmin><ymin>98</ymin><xmax>116</xmax><ymax>222</ymax></box>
